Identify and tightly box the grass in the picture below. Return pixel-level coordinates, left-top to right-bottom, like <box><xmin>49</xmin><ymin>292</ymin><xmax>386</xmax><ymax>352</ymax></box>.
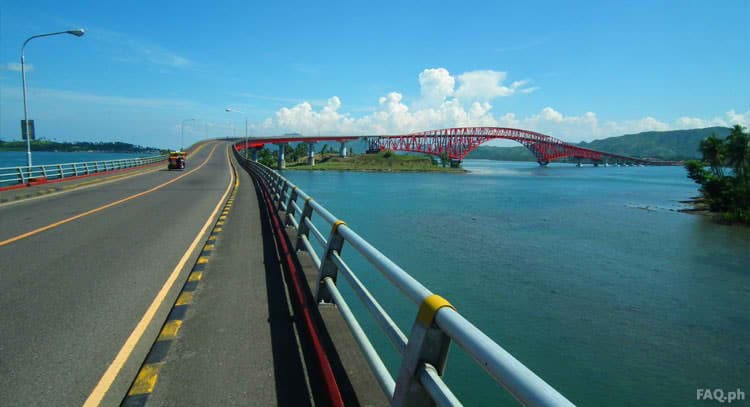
<box><xmin>283</xmin><ymin>152</ymin><xmax>465</xmax><ymax>172</ymax></box>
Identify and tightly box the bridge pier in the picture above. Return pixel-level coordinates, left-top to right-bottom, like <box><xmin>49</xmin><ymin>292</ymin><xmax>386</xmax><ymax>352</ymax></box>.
<box><xmin>277</xmin><ymin>143</ymin><xmax>286</xmax><ymax>169</ymax></box>
<box><xmin>449</xmin><ymin>159</ymin><xmax>462</xmax><ymax>168</ymax></box>
<box><xmin>307</xmin><ymin>142</ymin><xmax>315</xmax><ymax>166</ymax></box>
<box><xmin>339</xmin><ymin>142</ymin><xmax>348</xmax><ymax>157</ymax></box>
<box><xmin>538</xmin><ymin>160</ymin><xmax>549</xmax><ymax>167</ymax></box>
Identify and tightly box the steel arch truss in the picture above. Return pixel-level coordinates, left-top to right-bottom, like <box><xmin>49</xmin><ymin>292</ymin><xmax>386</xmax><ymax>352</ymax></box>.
<box><xmin>367</xmin><ymin>127</ymin><xmax>646</xmax><ymax>165</ymax></box>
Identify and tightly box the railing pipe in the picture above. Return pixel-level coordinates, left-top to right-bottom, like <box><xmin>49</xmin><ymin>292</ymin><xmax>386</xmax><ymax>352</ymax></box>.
<box><xmin>331</xmin><ymin>252</ymin><xmax>408</xmax><ymax>353</ymax></box>
<box><xmin>300</xmin><ymin>235</ymin><xmax>322</xmax><ymax>269</ymax></box>
<box><xmin>418</xmin><ymin>364</ymin><xmax>463</xmax><ymax>407</ymax></box>
<box><xmin>435</xmin><ymin>309</ymin><xmax>573</xmax><ymax>407</ymax></box>
<box><xmin>323</xmin><ymin>277</ymin><xmax>396</xmax><ymax>399</ymax></box>
<box><xmin>337</xmin><ymin>225</ymin><xmax>432</xmax><ymax>305</ymax></box>
<box><xmin>305</xmin><ymin>217</ymin><xmax>328</xmax><ymax>249</ymax></box>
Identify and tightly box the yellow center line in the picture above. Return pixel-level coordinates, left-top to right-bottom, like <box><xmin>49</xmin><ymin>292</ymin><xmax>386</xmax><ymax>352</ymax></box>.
<box><xmin>0</xmin><ymin>143</ymin><xmax>219</xmax><ymax>247</ymax></box>
<box><xmin>83</xmin><ymin>145</ymin><xmax>237</xmax><ymax>406</ymax></box>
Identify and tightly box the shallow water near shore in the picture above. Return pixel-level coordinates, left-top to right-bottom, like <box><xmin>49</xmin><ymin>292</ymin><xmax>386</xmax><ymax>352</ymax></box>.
<box><xmin>282</xmin><ymin>159</ymin><xmax>749</xmax><ymax>406</ymax></box>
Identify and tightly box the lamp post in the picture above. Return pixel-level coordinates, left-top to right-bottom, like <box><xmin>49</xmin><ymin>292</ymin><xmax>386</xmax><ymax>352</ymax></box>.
<box><xmin>21</xmin><ymin>28</ymin><xmax>85</xmax><ymax>167</ymax></box>
<box><xmin>225</xmin><ymin>108</ymin><xmax>248</xmax><ymax>158</ymax></box>
<box><xmin>181</xmin><ymin>118</ymin><xmax>195</xmax><ymax>151</ymax></box>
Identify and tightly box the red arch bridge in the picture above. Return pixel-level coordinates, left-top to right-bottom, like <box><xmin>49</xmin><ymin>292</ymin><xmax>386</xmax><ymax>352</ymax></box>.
<box><xmin>233</xmin><ymin>127</ymin><xmax>675</xmax><ymax>167</ymax></box>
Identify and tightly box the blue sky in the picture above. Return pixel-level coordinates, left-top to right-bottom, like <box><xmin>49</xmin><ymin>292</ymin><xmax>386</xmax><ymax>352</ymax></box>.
<box><xmin>0</xmin><ymin>0</ymin><xmax>748</xmax><ymax>148</ymax></box>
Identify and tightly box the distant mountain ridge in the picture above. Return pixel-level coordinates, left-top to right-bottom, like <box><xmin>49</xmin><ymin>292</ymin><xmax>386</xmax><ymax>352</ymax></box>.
<box><xmin>467</xmin><ymin>127</ymin><xmax>733</xmax><ymax>162</ymax></box>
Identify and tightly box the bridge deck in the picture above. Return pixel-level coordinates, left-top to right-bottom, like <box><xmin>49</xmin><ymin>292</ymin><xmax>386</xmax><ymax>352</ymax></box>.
<box><xmin>0</xmin><ymin>143</ymin><xmax>381</xmax><ymax>406</ymax></box>
<box><xmin>139</xmin><ymin>153</ymin><xmax>314</xmax><ymax>405</ymax></box>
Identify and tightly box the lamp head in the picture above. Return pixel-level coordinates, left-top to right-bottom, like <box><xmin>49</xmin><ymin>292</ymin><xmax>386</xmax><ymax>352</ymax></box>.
<box><xmin>67</xmin><ymin>29</ymin><xmax>85</xmax><ymax>37</ymax></box>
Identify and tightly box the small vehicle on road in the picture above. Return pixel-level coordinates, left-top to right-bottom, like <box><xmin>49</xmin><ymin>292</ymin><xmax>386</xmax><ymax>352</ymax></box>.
<box><xmin>168</xmin><ymin>151</ymin><xmax>186</xmax><ymax>170</ymax></box>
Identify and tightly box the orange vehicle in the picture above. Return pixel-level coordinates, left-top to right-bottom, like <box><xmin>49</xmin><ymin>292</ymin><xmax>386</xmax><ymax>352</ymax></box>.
<box><xmin>167</xmin><ymin>151</ymin><xmax>186</xmax><ymax>170</ymax></box>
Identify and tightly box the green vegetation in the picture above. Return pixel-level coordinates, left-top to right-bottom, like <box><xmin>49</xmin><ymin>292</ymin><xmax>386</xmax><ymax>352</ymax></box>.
<box><xmin>281</xmin><ymin>150</ymin><xmax>464</xmax><ymax>172</ymax></box>
<box><xmin>467</xmin><ymin>127</ymin><xmax>734</xmax><ymax>162</ymax></box>
<box><xmin>580</xmin><ymin>127</ymin><xmax>732</xmax><ymax>160</ymax></box>
<box><xmin>684</xmin><ymin>125</ymin><xmax>749</xmax><ymax>224</ymax></box>
<box><xmin>466</xmin><ymin>146</ymin><xmax>535</xmax><ymax>161</ymax></box>
<box><xmin>0</xmin><ymin>139</ymin><xmax>163</xmax><ymax>154</ymax></box>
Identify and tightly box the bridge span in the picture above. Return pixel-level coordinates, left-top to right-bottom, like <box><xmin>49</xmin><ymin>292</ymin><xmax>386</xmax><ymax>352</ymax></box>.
<box><xmin>0</xmin><ymin>140</ymin><xmax>573</xmax><ymax>406</ymax></box>
<box><xmin>234</xmin><ymin>127</ymin><xmax>671</xmax><ymax>167</ymax></box>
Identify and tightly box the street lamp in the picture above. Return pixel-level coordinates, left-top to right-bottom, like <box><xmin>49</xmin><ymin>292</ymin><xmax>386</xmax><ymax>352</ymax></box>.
<box><xmin>225</xmin><ymin>108</ymin><xmax>248</xmax><ymax>158</ymax></box>
<box><xmin>181</xmin><ymin>118</ymin><xmax>195</xmax><ymax>151</ymax></box>
<box><xmin>21</xmin><ymin>28</ymin><xmax>85</xmax><ymax>167</ymax></box>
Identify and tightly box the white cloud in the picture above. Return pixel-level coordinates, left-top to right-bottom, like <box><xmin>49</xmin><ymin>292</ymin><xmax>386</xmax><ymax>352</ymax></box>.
<box><xmin>418</xmin><ymin>68</ymin><xmax>455</xmax><ymax>106</ymax></box>
<box><xmin>3</xmin><ymin>63</ymin><xmax>33</xmax><ymax>72</ymax></box>
<box><xmin>455</xmin><ymin>70</ymin><xmax>513</xmax><ymax>100</ymax></box>
<box><xmin>236</xmin><ymin>67</ymin><xmax>750</xmax><ymax>145</ymax></box>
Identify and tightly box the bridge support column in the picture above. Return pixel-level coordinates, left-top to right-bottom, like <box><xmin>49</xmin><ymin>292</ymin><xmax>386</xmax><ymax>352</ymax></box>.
<box><xmin>339</xmin><ymin>142</ymin><xmax>347</xmax><ymax>157</ymax></box>
<box><xmin>251</xmin><ymin>148</ymin><xmax>259</xmax><ymax>162</ymax></box>
<box><xmin>449</xmin><ymin>159</ymin><xmax>461</xmax><ymax>168</ymax></box>
<box><xmin>277</xmin><ymin>143</ymin><xmax>286</xmax><ymax>169</ymax></box>
<box><xmin>307</xmin><ymin>142</ymin><xmax>315</xmax><ymax>166</ymax></box>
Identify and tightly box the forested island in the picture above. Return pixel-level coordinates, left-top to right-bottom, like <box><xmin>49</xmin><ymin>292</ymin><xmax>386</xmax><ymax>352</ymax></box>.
<box><xmin>0</xmin><ymin>139</ymin><xmax>163</xmax><ymax>154</ymax></box>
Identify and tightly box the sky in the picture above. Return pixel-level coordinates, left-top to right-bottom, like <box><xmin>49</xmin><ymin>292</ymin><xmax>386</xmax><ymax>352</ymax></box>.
<box><xmin>0</xmin><ymin>0</ymin><xmax>748</xmax><ymax>149</ymax></box>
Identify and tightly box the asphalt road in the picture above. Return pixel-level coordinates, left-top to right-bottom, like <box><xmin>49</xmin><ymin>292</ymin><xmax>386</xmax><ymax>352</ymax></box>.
<box><xmin>0</xmin><ymin>141</ymin><xmax>232</xmax><ymax>406</ymax></box>
<box><xmin>145</xmin><ymin>151</ymin><xmax>314</xmax><ymax>406</ymax></box>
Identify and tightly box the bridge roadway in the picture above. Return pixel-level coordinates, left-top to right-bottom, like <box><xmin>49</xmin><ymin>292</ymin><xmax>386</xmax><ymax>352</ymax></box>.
<box><xmin>0</xmin><ymin>141</ymin><xmax>379</xmax><ymax>406</ymax></box>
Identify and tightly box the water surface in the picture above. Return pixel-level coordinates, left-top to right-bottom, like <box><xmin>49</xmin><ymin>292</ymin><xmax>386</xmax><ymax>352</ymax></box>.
<box><xmin>282</xmin><ymin>159</ymin><xmax>749</xmax><ymax>406</ymax></box>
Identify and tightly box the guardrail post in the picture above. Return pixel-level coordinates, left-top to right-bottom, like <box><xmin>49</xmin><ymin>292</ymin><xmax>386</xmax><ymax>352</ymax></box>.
<box><xmin>392</xmin><ymin>295</ymin><xmax>455</xmax><ymax>406</ymax></box>
<box><xmin>41</xmin><ymin>165</ymin><xmax>47</xmax><ymax>178</ymax></box>
<box><xmin>95</xmin><ymin>162</ymin><xmax>100</xmax><ymax>173</ymax></box>
<box><xmin>17</xmin><ymin>167</ymin><xmax>26</xmax><ymax>184</ymax></box>
<box><xmin>72</xmin><ymin>163</ymin><xmax>78</xmax><ymax>176</ymax></box>
<box><xmin>58</xmin><ymin>164</ymin><xmax>64</xmax><ymax>178</ymax></box>
<box><xmin>84</xmin><ymin>163</ymin><xmax>90</xmax><ymax>174</ymax></box>
<box><xmin>316</xmin><ymin>221</ymin><xmax>346</xmax><ymax>303</ymax></box>
<box><xmin>278</xmin><ymin>182</ymin><xmax>289</xmax><ymax>211</ymax></box>
<box><xmin>285</xmin><ymin>187</ymin><xmax>298</xmax><ymax>226</ymax></box>
<box><xmin>271</xmin><ymin>177</ymin><xmax>282</xmax><ymax>203</ymax></box>
<box><xmin>296</xmin><ymin>198</ymin><xmax>315</xmax><ymax>251</ymax></box>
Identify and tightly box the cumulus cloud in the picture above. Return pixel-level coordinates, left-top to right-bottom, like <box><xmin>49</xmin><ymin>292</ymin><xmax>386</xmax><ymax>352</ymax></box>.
<box><xmin>418</xmin><ymin>68</ymin><xmax>455</xmax><ymax>106</ymax></box>
<box><xmin>255</xmin><ymin>67</ymin><xmax>748</xmax><ymax>143</ymax></box>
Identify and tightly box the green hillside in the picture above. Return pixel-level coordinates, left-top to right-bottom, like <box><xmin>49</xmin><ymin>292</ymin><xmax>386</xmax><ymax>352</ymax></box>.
<box><xmin>579</xmin><ymin>127</ymin><xmax>732</xmax><ymax>160</ymax></box>
<box><xmin>467</xmin><ymin>127</ymin><xmax>733</xmax><ymax>161</ymax></box>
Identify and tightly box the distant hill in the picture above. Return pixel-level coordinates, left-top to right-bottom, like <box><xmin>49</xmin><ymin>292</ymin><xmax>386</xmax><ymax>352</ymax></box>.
<box><xmin>467</xmin><ymin>127</ymin><xmax>733</xmax><ymax>162</ymax></box>
<box><xmin>0</xmin><ymin>139</ymin><xmax>163</xmax><ymax>153</ymax></box>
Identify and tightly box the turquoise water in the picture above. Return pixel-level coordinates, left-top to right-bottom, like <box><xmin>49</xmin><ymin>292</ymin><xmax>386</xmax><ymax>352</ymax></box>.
<box><xmin>282</xmin><ymin>160</ymin><xmax>750</xmax><ymax>406</ymax></box>
<box><xmin>0</xmin><ymin>151</ymin><xmax>154</xmax><ymax>168</ymax></box>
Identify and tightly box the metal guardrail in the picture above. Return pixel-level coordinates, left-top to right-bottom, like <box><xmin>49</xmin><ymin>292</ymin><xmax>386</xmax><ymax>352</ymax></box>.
<box><xmin>0</xmin><ymin>154</ymin><xmax>167</xmax><ymax>187</ymax></box>
<box><xmin>235</xmin><ymin>149</ymin><xmax>574</xmax><ymax>407</ymax></box>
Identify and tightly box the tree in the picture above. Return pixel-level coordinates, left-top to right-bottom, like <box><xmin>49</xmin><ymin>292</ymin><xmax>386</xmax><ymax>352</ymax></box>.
<box><xmin>699</xmin><ymin>134</ymin><xmax>725</xmax><ymax>177</ymax></box>
<box><xmin>284</xmin><ymin>143</ymin><xmax>297</xmax><ymax>162</ymax></box>
<box><xmin>258</xmin><ymin>147</ymin><xmax>276</xmax><ymax>168</ymax></box>
<box><xmin>725</xmin><ymin>125</ymin><xmax>749</xmax><ymax>185</ymax></box>
<box><xmin>439</xmin><ymin>151</ymin><xmax>449</xmax><ymax>168</ymax></box>
<box><xmin>295</xmin><ymin>143</ymin><xmax>308</xmax><ymax>162</ymax></box>
<box><xmin>685</xmin><ymin>126</ymin><xmax>750</xmax><ymax>223</ymax></box>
